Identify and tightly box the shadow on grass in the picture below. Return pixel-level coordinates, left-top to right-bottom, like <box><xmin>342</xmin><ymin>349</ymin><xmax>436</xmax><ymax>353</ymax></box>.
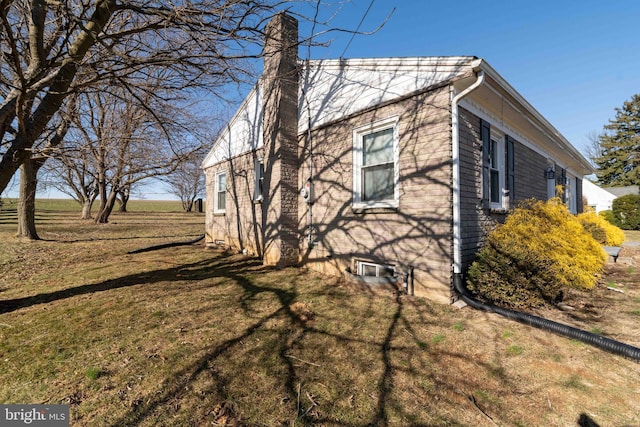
<box><xmin>0</xmin><ymin>252</ymin><xmax>520</xmax><ymax>426</ymax></box>
<box><xmin>0</xmin><ymin>251</ymin><xmax>253</xmax><ymax>315</ymax></box>
<box><xmin>110</xmin><ymin>261</ymin><xmax>517</xmax><ymax>426</ymax></box>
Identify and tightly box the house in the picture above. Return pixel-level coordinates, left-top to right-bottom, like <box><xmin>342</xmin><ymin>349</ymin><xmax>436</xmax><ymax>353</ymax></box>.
<box><xmin>582</xmin><ymin>179</ymin><xmax>617</xmax><ymax>212</ymax></box>
<box><xmin>202</xmin><ymin>13</ymin><xmax>593</xmax><ymax>304</ymax></box>
<box><xmin>604</xmin><ymin>185</ymin><xmax>639</xmax><ymax>198</ymax></box>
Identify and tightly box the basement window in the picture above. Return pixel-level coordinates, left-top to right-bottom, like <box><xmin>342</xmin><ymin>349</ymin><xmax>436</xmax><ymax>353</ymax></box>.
<box><xmin>358</xmin><ymin>261</ymin><xmax>396</xmax><ymax>278</ymax></box>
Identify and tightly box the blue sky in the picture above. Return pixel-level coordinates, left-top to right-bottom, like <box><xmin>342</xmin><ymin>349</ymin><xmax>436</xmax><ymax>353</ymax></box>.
<box><xmin>6</xmin><ymin>0</ymin><xmax>639</xmax><ymax>200</ymax></box>
<box><xmin>296</xmin><ymin>0</ymin><xmax>640</xmax><ymax>154</ymax></box>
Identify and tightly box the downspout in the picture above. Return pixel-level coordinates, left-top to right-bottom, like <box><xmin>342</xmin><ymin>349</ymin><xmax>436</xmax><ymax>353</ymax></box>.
<box><xmin>451</xmin><ymin>69</ymin><xmax>485</xmax><ymax>293</ymax></box>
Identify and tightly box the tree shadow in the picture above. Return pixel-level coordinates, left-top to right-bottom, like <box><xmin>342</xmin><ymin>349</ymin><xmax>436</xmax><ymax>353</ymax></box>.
<box><xmin>0</xmin><ymin>252</ymin><xmax>259</xmax><ymax>315</ymax></box>
<box><xmin>8</xmin><ymin>251</ymin><xmax>514</xmax><ymax>426</ymax></box>
<box><xmin>0</xmin><ymin>241</ymin><xmax>533</xmax><ymax>425</ymax></box>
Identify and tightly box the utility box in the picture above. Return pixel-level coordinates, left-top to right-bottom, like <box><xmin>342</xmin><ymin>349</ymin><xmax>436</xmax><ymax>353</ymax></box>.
<box><xmin>195</xmin><ymin>198</ymin><xmax>203</xmax><ymax>213</ymax></box>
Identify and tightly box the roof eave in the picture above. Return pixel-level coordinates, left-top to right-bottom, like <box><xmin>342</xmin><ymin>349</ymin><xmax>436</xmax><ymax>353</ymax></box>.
<box><xmin>474</xmin><ymin>59</ymin><xmax>594</xmax><ymax>174</ymax></box>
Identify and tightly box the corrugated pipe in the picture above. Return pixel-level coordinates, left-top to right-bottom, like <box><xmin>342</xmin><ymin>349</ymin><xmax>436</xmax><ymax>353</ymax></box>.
<box><xmin>453</xmin><ymin>276</ymin><xmax>640</xmax><ymax>361</ymax></box>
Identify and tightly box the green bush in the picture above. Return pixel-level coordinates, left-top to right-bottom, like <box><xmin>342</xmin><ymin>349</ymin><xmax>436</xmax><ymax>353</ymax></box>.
<box><xmin>467</xmin><ymin>198</ymin><xmax>607</xmax><ymax>308</ymax></box>
<box><xmin>612</xmin><ymin>194</ymin><xmax>640</xmax><ymax>230</ymax></box>
<box><xmin>599</xmin><ymin>210</ymin><xmax>617</xmax><ymax>226</ymax></box>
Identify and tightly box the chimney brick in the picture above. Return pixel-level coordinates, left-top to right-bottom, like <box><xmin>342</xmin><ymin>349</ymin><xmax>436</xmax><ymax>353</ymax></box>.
<box><xmin>262</xmin><ymin>13</ymin><xmax>300</xmax><ymax>266</ymax></box>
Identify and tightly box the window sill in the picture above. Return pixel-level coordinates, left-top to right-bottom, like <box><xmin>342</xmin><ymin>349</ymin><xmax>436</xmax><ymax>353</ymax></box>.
<box><xmin>213</xmin><ymin>211</ymin><xmax>226</xmax><ymax>217</ymax></box>
<box><xmin>352</xmin><ymin>200</ymin><xmax>399</xmax><ymax>213</ymax></box>
<box><xmin>489</xmin><ymin>207</ymin><xmax>508</xmax><ymax>214</ymax></box>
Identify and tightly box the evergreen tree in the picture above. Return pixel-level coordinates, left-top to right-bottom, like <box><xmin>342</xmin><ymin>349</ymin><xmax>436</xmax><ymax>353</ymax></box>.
<box><xmin>595</xmin><ymin>94</ymin><xmax>640</xmax><ymax>186</ymax></box>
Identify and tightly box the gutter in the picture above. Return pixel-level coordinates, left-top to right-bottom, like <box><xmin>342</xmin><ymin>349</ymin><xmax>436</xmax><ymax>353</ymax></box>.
<box><xmin>451</xmin><ymin>68</ymin><xmax>485</xmax><ymax>287</ymax></box>
<box><xmin>474</xmin><ymin>61</ymin><xmax>593</xmax><ymax>174</ymax></box>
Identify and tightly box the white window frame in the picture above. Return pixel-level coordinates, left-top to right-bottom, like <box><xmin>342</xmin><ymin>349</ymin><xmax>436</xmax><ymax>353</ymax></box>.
<box><xmin>489</xmin><ymin>129</ymin><xmax>506</xmax><ymax>209</ymax></box>
<box><xmin>352</xmin><ymin>116</ymin><xmax>400</xmax><ymax>209</ymax></box>
<box><xmin>253</xmin><ymin>157</ymin><xmax>264</xmax><ymax>202</ymax></box>
<box><xmin>357</xmin><ymin>261</ymin><xmax>396</xmax><ymax>278</ymax></box>
<box><xmin>214</xmin><ymin>170</ymin><xmax>227</xmax><ymax>214</ymax></box>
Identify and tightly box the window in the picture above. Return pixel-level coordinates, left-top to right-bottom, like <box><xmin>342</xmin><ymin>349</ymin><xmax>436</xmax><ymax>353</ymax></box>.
<box><xmin>253</xmin><ymin>158</ymin><xmax>264</xmax><ymax>202</ymax></box>
<box><xmin>214</xmin><ymin>171</ymin><xmax>226</xmax><ymax>213</ymax></box>
<box><xmin>353</xmin><ymin>117</ymin><xmax>399</xmax><ymax>208</ymax></box>
<box><xmin>481</xmin><ymin>120</ymin><xmax>513</xmax><ymax>210</ymax></box>
<box><xmin>358</xmin><ymin>261</ymin><xmax>395</xmax><ymax>278</ymax></box>
<box><xmin>489</xmin><ymin>133</ymin><xmax>505</xmax><ymax>206</ymax></box>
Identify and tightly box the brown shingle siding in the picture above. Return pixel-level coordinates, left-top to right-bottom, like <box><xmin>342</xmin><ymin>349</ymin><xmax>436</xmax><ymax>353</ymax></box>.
<box><xmin>514</xmin><ymin>143</ymin><xmax>548</xmax><ymax>202</ymax></box>
<box><xmin>458</xmin><ymin>107</ymin><xmax>496</xmax><ymax>271</ymax></box>
<box><xmin>299</xmin><ymin>86</ymin><xmax>454</xmax><ymax>302</ymax></box>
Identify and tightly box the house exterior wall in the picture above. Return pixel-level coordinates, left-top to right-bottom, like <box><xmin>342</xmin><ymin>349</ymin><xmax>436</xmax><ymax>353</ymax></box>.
<box><xmin>204</xmin><ymin>149</ymin><xmax>265</xmax><ymax>255</ymax></box>
<box><xmin>298</xmin><ymin>85</ymin><xmax>455</xmax><ymax>303</ymax></box>
<box><xmin>203</xmin><ymin>14</ymin><xmax>594</xmax><ymax>305</ymax></box>
<box><xmin>513</xmin><ymin>143</ymin><xmax>549</xmax><ymax>202</ymax></box>
<box><xmin>458</xmin><ymin>106</ymin><xmax>550</xmax><ymax>272</ymax></box>
<box><xmin>458</xmin><ymin>107</ymin><xmax>495</xmax><ymax>271</ymax></box>
<box><xmin>583</xmin><ymin>179</ymin><xmax>616</xmax><ymax>212</ymax></box>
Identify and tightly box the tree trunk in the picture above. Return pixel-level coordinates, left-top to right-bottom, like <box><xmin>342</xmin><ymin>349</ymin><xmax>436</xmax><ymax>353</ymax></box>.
<box><xmin>16</xmin><ymin>160</ymin><xmax>40</xmax><ymax>239</ymax></box>
<box><xmin>0</xmin><ymin>0</ymin><xmax>117</xmax><ymax>195</ymax></box>
<box><xmin>117</xmin><ymin>187</ymin><xmax>130</xmax><ymax>212</ymax></box>
<box><xmin>95</xmin><ymin>190</ymin><xmax>118</xmax><ymax>224</ymax></box>
<box><xmin>80</xmin><ymin>196</ymin><xmax>96</xmax><ymax>220</ymax></box>
<box><xmin>117</xmin><ymin>196</ymin><xmax>128</xmax><ymax>212</ymax></box>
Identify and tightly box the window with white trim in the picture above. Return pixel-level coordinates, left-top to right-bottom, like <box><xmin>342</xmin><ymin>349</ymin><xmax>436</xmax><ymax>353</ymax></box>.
<box><xmin>253</xmin><ymin>158</ymin><xmax>264</xmax><ymax>202</ymax></box>
<box><xmin>481</xmin><ymin>120</ymin><xmax>512</xmax><ymax>210</ymax></box>
<box><xmin>358</xmin><ymin>261</ymin><xmax>396</xmax><ymax>278</ymax></box>
<box><xmin>214</xmin><ymin>171</ymin><xmax>227</xmax><ymax>213</ymax></box>
<box><xmin>353</xmin><ymin>117</ymin><xmax>399</xmax><ymax>208</ymax></box>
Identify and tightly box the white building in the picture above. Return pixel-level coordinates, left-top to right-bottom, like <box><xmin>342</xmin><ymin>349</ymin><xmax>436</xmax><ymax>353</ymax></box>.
<box><xmin>582</xmin><ymin>179</ymin><xmax>616</xmax><ymax>212</ymax></box>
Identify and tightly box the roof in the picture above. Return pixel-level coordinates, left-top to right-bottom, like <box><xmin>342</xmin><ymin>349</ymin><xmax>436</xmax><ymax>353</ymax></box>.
<box><xmin>604</xmin><ymin>185</ymin><xmax>639</xmax><ymax>197</ymax></box>
<box><xmin>203</xmin><ymin>56</ymin><xmax>592</xmax><ymax>175</ymax></box>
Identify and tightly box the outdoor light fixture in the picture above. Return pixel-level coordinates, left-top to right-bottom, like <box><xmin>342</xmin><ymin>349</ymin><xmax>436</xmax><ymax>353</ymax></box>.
<box><xmin>545</xmin><ymin>167</ymin><xmax>556</xmax><ymax>180</ymax></box>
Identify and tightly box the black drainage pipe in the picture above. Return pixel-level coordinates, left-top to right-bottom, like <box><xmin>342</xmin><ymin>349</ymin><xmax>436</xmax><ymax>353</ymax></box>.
<box><xmin>127</xmin><ymin>234</ymin><xmax>205</xmax><ymax>254</ymax></box>
<box><xmin>453</xmin><ymin>275</ymin><xmax>640</xmax><ymax>361</ymax></box>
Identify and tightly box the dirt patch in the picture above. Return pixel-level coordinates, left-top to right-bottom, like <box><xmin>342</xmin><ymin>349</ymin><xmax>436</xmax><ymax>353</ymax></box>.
<box><xmin>529</xmin><ymin>244</ymin><xmax>640</xmax><ymax>347</ymax></box>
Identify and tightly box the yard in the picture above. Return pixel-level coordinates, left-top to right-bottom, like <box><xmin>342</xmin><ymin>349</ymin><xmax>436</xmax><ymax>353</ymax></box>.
<box><xmin>0</xmin><ymin>200</ymin><xmax>639</xmax><ymax>426</ymax></box>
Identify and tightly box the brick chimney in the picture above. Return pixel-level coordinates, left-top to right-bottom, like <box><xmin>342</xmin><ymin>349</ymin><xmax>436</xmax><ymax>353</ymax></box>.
<box><xmin>261</xmin><ymin>13</ymin><xmax>300</xmax><ymax>266</ymax></box>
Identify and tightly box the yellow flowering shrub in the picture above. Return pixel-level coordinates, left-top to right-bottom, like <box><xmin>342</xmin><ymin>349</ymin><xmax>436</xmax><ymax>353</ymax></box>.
<box><xmin>467</xmin><ymin>198</ymin><xmax>607</xmax><ymax>308</ymax></box>
<box><xmin>577</xmin><ymin>211</ymin><xmax>625</xmax><ymax>246</ymax></box>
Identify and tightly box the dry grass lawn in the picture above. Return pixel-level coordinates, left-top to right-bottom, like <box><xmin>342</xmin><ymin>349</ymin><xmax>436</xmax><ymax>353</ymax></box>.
<box><xmin>0</xmin><ymin>201</ymin><xmax>639</xmax><ymax>426</ymax></box>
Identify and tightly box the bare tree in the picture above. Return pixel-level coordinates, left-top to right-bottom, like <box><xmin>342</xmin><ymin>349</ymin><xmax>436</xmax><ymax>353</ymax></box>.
<box><xmin>0</xmin><ymin>0</ymin><xmax>289</xmax><ymax>195</ymax></box>
<box><xmin>16</xmin><ymin>106</ymin><xmax>72</xmax><ymax>237</ymax></box>
<box><xmin>54</xmin><ymin>83</ymin><xmax>200</xmax><ymax>224</ymax></box>
<box><xmin>163</xmin><ymin>150</ymin><xmax>206</xmax><ymax>212</ymax></box>
<box><xmin>45</xmin><ymin>140</ymin><xmax>100</xmax><ymax>220</ymax></box>
<box><xmin>584</xmin><ymin>130</ymin><xmax>604</xmax><ymax>166</ymax></box>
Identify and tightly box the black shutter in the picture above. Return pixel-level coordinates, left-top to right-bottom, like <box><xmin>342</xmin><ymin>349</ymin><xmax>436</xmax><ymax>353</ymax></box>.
<box><xmin>481</xmin><ymin>119</ymin><xmax>491</xmax><ymax>208</ymax></box>
<box><xmin>505</xmin><ymin>135</ymin><xmax>515</xmax><ymax>208</ymax></box>
<box><xmin>576</xmin><ymin>176</ymin><xmax>583</xmax><ymax>213</ymax></box>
